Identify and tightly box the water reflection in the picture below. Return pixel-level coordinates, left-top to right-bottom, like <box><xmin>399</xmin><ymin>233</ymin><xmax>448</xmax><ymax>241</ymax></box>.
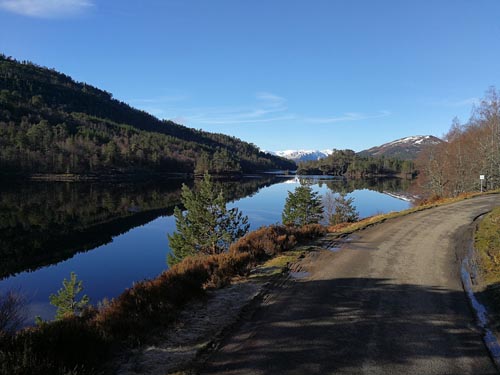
<box><xmin>298</xmin><ymin>176</ymin><xmax>413</xmax><ymax>195</ymax></box>
<box><xmin>0</xmin><ymin>176</ymin><xmax>412</xmax><ymax>323</ymax></box>
<box><xmin>0</xmin><ymin>176</ymin><xmax>282</xmax><ymax>280</ymax></box>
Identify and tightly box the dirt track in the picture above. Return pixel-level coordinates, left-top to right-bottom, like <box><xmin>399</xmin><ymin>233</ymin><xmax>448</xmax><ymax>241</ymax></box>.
<box><xmin>199</xmin><ymin>195</ymin><xmax>500</xmax><ymax>375</ymax></box>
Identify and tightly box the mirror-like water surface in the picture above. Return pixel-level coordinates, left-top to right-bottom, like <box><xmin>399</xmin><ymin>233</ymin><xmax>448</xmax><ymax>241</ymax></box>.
<box><xmin>0</xmin><ymin>176</ymin><xmax>412</xmax><ymax>323</ymax></box>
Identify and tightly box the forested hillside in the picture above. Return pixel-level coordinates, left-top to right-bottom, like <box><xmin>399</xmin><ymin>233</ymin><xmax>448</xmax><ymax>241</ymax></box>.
<box><xmin>0</xmin><ymin>55</ymin><xmax>295</xmax><ymax>176</ymax></box>
<box><xmin>297</xmin><ymin>149</ymin><xmax>415</xmax><ymax>178</ymax></box>
<box><xmin>417</xmin><ymin>87</ymin><xmax>500</xmax><ymax>197</ymax></box>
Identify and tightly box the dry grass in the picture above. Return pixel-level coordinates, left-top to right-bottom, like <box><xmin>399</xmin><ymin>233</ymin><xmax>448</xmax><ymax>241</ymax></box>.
<box><xmin>474</xmin><ymin>206</ymin><xmax>500</xmax><ymax>330</ymax></box>
<box><xmin>250</xmin><ymin>249</ymin><xmax>307</xmax><ymax>279</ymax></box>
<box><xmin>327</xmin><ymin>190</ymin><xmax>500</xmax><ymax>235</ymax></box>
<box><xmin>475</xmin><ymin>207</ymin><xmax>500</xmax><ymax>285</ymax></box>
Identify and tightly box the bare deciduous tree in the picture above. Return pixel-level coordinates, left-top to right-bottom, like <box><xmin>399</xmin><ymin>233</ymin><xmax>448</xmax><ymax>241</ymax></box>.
<box><xmin>0</xmin><ymin>291</ymin><xmax>26</xmax><ymax>336</ymax></box>
<box><xmin>417</xmin><ymin>87</ymin><xmax>500</xmax><ymax>197</ymax></box>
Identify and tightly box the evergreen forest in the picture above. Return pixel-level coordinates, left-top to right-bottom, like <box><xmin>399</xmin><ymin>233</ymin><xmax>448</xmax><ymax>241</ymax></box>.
<box><xmin>296</xmin><ymin>149</ymin><xmax>415</xmax><ymax>178</ymax></box>
<box><xmin>0</xmin><ymin>55</ymin><xmax>295</xmax><ymax>177</ymax></box>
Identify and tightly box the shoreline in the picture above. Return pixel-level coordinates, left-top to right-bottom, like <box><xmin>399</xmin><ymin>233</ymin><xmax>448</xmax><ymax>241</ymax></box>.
<box><xmin>0</xmin><ymin>171</ymin><xmax>292</xmax><ymax>183</ymax></box>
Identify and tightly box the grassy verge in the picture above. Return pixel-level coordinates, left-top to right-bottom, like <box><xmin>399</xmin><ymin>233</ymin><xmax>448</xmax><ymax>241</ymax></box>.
<box><xmin>475</xmin><ymin>207</ymin><xmax>500</xmax><ymax>329</ymax></box>
<box><xmin>476</xmin><ymin>207</ymin><xmax>500</xmax><ymax>284</ymax></box>
<box><xmin>328</xmin><ymin>190</ymin><xmax>500</xmax><ymax>235</ymax></box>
<box><xmin>249</xmin><ymin>249</ymin><xmax>308</xmax><ymax>279</ymax></box>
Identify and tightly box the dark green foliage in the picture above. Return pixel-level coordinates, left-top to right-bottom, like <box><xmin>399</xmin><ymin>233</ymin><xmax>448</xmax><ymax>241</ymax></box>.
<box><xmin>324</xmin><ymin>192</ymin><xmax>359</xmax><ymax>225</ymax></box>
<box><xmin>297</xmin><ymin>149</ymin><xmax>414</xmax><ymax>177</ymax></box>
<box><xmin>167</xmin><ymin>173</ymin><xmax>250</xmax><ymax>266</ymax></box>
<box><xmin>194</xmin><ymin>149</ymin><xmax>242</xmax><ymax>176</ymax></box>
<box><xmin>282</xmin><ymin>185</ymin><xmax>324</xmax><ymax>226</ymax></box>
<box><xmin>49</xmin><ymin>272</ymin><xmax>89</xmax><ymax>320</ymax></box>
<box><xmin>0</xmin><ymin>54</ymin><xmax>295</xmax><ymax>176</ymax></box>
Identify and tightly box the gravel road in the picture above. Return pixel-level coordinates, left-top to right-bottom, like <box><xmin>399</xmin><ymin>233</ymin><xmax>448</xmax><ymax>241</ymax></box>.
<box><xmin>199</xmin><ymin>194</ymin><xmax>500</xmax><ymax>375</ymax></box>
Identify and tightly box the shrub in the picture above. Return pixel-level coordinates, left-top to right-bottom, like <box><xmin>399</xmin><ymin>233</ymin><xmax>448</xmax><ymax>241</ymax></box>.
<box><xmin>206</xmin><ymin>252</ymin><xmax>255</xmax><ymax>288</ymax></box>
<box><xmin>0</xmin><ymin>313</ymin><xmax>108</xmax><ymax>375</ymax></box>
<box><xmin>323</xmin><ymin>192</ymin><xmax>359</xmax><ymax>225</ymax></box>
<box><xmin>0</xmin><ymin>291</ymin><xmax>26</xmax><ymax>337</ymax></box>
<box><xmin>295</xmin><ymin>223</ymin><xmax>326</xmax><ymax>239</ymax></box>
<box><xmin>230</xmin><ymin>224</ymin><xmax>325</xmax><ymax>258</ymax></box>
<box><xmin>95</xmin><ymin>257</ymin><xmax>212</xmax><ymax>340</ymax></box>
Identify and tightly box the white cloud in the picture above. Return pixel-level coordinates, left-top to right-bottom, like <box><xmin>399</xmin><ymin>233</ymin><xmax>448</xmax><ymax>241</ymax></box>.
<box><xmin>256</xmin><ymin>92</ymin><xmax>286</xmax><ymax>106</ymax></box>
<box><xmin>305</xmin><ymin>110</ymin><xmax>391</xmax><ymax>124</ymax></box>
<box><xmin>0</xmin><ymin>0</ymin><xmax>94</xmax><ymax>18</ymax></box>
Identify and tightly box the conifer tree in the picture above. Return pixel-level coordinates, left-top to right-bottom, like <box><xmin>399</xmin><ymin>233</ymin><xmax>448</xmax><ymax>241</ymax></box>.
<box><xmin>167</xmin><ymin>173</ymin><xmax>250</xmax><ymax>266</ymax></box>
<box><xmin>49</xmin><ymin>272</ymin><xmax>89</xmax><ymax>320</ymax></box>
<box><xmin>282</xmin><ymin>185</ymin><xmax>323</xmax><ymax>226</ymax></box>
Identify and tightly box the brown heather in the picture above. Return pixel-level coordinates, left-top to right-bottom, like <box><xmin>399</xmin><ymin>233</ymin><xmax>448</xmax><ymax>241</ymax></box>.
<box><xmin>0</xmin><ymin>223</ymin><xmax>325</xmax><ymax>374</ymax></box>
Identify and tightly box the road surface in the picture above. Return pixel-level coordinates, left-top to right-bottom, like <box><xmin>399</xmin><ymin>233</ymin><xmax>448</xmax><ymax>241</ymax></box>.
<box><xmin>199</xmin><ymin>195</ymin><xmax>500</xmax><ymax>375</ymax></box>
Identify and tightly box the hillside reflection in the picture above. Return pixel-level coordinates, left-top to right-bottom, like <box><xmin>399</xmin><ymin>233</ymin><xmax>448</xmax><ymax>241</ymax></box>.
<box><xmin>0</xmin><ymin>176</ymin><xmax>283</xmax><ymax>279</ymax></box>
<box><xmin>297</xmin><ymin>176</ymin><xmax>413</xmax><ymax>195</ymax></box>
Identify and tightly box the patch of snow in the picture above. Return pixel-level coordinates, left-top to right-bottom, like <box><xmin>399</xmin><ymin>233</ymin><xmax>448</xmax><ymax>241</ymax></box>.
<box><xmin>274</xmin><ymin>149</ymin><xmax>333</xmax><ymax>162</ymax></box>
<box><xmin>462</xmin><ymin>247</ymin><xmax>500</xmax><ymax>368</ymax></box>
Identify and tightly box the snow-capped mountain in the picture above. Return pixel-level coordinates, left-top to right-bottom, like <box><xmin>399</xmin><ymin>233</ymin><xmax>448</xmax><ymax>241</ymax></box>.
<box><xmin>358</xmin><ymin>135</ymin><xmax>443</xmax><ymax>160</ymax></box>
<box><xmin>273</xmin><ymin>149</ymin><xmax>333</xmax><ymax>162</ymax></box>
<box><xmin>272</xmin><ymin>135</ymin><xmax>442</xmax><ymax>162</ymax></box>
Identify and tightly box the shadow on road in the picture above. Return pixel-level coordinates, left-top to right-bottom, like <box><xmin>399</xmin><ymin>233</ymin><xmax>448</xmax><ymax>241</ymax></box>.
<box><xmin>201</xmin><ymin>278</ymin><xmax>494</xmax><ymax>374</ymax></box>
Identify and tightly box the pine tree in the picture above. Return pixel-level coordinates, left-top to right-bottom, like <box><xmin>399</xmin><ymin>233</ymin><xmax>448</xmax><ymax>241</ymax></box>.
<box><xmin>282</xmin><ymin>185</ymin><xmax>323</xmax><ymax>226</ymax></box>
<box><xmin>49</xmin><ymin>272</ymin><xmax>89</xmax><ymax>320</ymax></box>
<box><xmin>167</xmin><ymin>173</ymin><xmax>250</xmax><ymax>266</ymax></box>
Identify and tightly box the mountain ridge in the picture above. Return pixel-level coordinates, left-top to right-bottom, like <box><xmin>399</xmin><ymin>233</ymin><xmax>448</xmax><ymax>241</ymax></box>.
<box><xmin>275</xmin><ymin>135</ymin><xmax>443</xmax><ymax>162</ymax></box>
<box><xmin>358</xmin><ymin>135</ymin><xmax>443</xmax><ymax>159</ymax></box>
<box><xmin>272</xmin><ymin>149</ymin><xmax>333</xmax><ymax>162</ymax></box>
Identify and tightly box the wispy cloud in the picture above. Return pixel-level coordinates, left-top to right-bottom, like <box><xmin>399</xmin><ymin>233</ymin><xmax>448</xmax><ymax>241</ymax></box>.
<box><xmin>129</xmin><ymin>94</ymin><xmax>189</xmax><ymax>105</ymax></box>
<box><xmin>0</xmin><ymin>0</ymin><xmax>93</xmax><ymax>18</ymax></box>
<box><xmin>433</xmin><ymin>97</ymin><xmax>479</xmax><ymax>108</ymax></box>
<box><xmin>188</xmin><ymin>114</ymin><xmax>296</xmax><ymax>125</ymax></box>
<box><xmin>132</xmin><ymin>91</ymin><xmax>390</xmax><ymax>128</ymax></box>
<box><xmin>305</xmin><ymin>110</ymin><xmax>391</xmax><ymax>124</ymax></box>
<box><xmin>179</xmin><ymin>92</ymin><xmax>295</xmax><ymax>125</ymax></box>
<box><xmin>128</xmin><ymin>94</ymin><xmax>189</xmax><ymax>119</ymax></box>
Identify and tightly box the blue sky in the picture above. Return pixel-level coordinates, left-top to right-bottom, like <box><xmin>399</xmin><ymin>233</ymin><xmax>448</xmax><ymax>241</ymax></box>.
<box><xmin>1</xmin><ymin>0</ymin><xmax>499</xmax><ymax>151</ymax></box>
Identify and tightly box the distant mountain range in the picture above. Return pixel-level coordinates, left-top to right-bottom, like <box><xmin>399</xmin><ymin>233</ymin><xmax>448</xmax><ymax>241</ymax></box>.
<box><xmin>272</xmin><ymin>149</ymin><xmax>333</xmax><ymax>162</ymax></box>
<box><xmin>275</xmin><ymin>135</ymin><xmax>443</xmax><ymax>162</ymax></box>
<box><xmin>358</xmin><ymin>135</ymin><xmax>443</xmax><ymax>160</ymax></box>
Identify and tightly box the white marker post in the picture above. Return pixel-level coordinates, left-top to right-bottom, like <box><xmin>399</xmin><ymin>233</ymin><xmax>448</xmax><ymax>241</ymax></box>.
<box><xmin>480</xmin><ymin>175</ymin><xmax>485</xmax><ymax>192</ymax></box>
